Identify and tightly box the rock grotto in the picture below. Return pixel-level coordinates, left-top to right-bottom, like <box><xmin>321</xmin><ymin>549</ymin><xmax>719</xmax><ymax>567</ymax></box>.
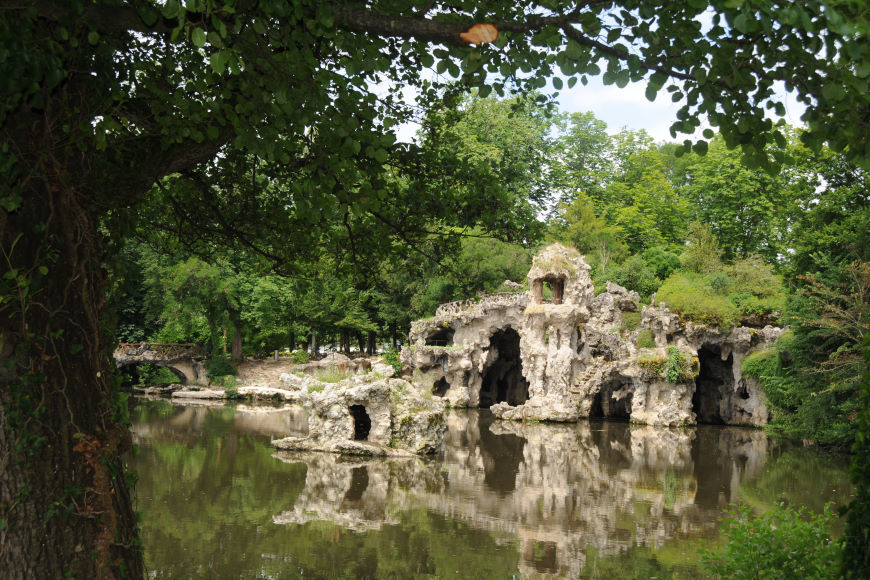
<box><xmin>402</xmin><ymin>243</ymin><xmax>782</xmax><ymax>427</ymax></box>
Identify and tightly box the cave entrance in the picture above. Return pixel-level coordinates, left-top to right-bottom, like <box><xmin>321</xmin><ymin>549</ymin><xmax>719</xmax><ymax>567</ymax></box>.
<box><xmin>479</xmin><ymin>328</ymin><xmax>529</xmax><ymax>408</ymax></box>
<box><xmin>432</xmin><ymin>377</ymin><xmax>450</xmax><ymax>397</ymax></box>
<box><xmin>589</xmin><ymin>378</ymin><xmax>633</xmax><ymax>420</ymax></box>
<box><xmin>425</xmin><ymin>326</ymin><xmax>454</xmax><ymax>347</ymax></box>
<box><xmin>693</xmin><ymin>345</ymin><xmax>733</xmax><ymax>424</ymax></box>
<box><xmin>349</xmin><ymin>405</ymin><xmax>371</xmax><ymax>440</ymax></box>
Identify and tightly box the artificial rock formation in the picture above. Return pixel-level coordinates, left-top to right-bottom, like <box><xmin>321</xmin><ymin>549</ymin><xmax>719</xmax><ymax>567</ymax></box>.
<box><xmin>271</xmin><ymin>372</ymin><xmax>446</xmax><ymax>456</ymax></box>
<box><xmin>403</xmin><ymin>243</ymin><xmax>782</xmax><ymax>427</ymax></box>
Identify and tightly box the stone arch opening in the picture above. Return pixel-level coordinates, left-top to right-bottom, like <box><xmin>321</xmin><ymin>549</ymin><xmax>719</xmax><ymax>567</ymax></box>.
<box><xmin>589</xmin><ymin>378</ymin><xmax>632</xmax><ymax>420</ymax></box>
<box><xmin>693</xmin><ymin>345</ymin><xmax>733</xmax><ymax>424</ymax></box>
<box><xmin>348</xmin><ymin>405</ymin><xmax>371</xmax><ymax>440</ymax></box>
<box><xmin>432</xmin><ymin>377</ymin><xmax>450</xmax><ymax>397</ymax></box>
<box><xmin>479</xmin><ymin>328</ymin><xmax>529</xmax><ymax>408</ymax></box>
<box><xmin>118</xmin><ymin>362</ymin><xmax>187</xmax><ymax>387</ymax></box>
<box><xmin>425</xmin><ymin>326</ymin><xmax>454</xmax><ymax>346</ymax></box>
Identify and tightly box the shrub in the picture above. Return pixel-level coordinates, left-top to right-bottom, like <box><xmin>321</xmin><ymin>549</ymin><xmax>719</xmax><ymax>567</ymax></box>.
<box><xmin>612</xmin><ymin>254</ymin><xmax>661</xmax><ymax>298</ymax></box>
<box><xmin>657</xmin><ymin>273</ymin><xmax>740</xmax><ymax>329</ymax></box>
<box><xmin>620</xmin><ymin>311</ymin><xmax>642</xmax><ymax>333</ymax></box>
<box><xmin>642</xmin><ymin>247</ymin><xmax>682</xmax><ymax>280</ymax></box>
<box><xmin>290</xmin><ymin>349</ymin><xmax>310</xmax><ymax>364</ymax></box>
<box><xmin>665</xmin><ymin>346</ymin><xmax>696</xmax><ymax>382</ymax></box>
<box><xmin>707</xmin><ymin>272</ymin><xmax>733</xmax><ymax>294</ymax></box>
<box><xmin>205</xmin><ymin>355</ymin><xmax>237</xmax><ymax>378</ymax></box>
<box><xmin>700</xmin><ymin>503</ymin><xmax>841</xmax><ymax>580</ymax></box>
<box><xmin>636</xmin><ymin>329</ymin><xmax>656</xmax><ymax>349</ymax></box>
<box><xmin>740</xmin><ymin>349</ymin><xmax>778</xmax><ymax>379</ymax></box>
<box><xmin>382</xmin><ymin>348</ymin><xmax>403</xmax><ymax>375</ymax></box>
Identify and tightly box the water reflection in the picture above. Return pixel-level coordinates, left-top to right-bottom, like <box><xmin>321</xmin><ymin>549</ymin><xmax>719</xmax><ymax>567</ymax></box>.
<box><xmin>130</xmin><ymin>400</ymin><xmax>852</xmax><ymax>578</ymax></box>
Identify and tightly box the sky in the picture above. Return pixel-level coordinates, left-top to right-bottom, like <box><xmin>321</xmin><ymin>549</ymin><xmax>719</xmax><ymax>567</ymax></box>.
<box><xmin>555</xmin><ymin>76</ymin><xmax>808</xmax><ymax>143</ymax></box>
<box><xmin>395</xmin><ymin>74</ymin><xmax>807</xmax><ymax>144</ymax></box>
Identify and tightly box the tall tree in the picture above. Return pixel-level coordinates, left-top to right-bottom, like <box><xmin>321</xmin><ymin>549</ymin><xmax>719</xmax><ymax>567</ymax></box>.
<box><xmin>2</xmin><ymin>1</ymin><xmax>869</xmax><ymax>576</ymax></box>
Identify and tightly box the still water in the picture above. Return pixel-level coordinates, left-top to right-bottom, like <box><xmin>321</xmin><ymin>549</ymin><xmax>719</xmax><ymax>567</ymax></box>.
<box><xmin>129</xmin><ymin>399</ymin><xmax>852</xmax><ymax>579</ymax></box>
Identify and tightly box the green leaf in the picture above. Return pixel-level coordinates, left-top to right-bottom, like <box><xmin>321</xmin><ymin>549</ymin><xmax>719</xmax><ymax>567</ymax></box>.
<box><xmin>821</xmin><ymin>83</ymin><xmax>844</xmax><ymax>102</ymax></box>
<box><xmin>645</xmin><ymin>84</ymin><xmax>658</xmax><ymax>102</ymax></box>
<box><xmin>87</xmin><ymin>30</ymin><xmax>99</xmax><ymax>45</ymax></box>
<box><xmin>162</xmin><ymin>0</ymin><xmax>180</xmax><ymax>19</ymax></box>
<box><xmin>137</xmin><ymin>5</ymin><xmax>160</xmax><ymax>27</ymax></box>
<box><xmin>192</xmin><ymin>27</ymin><xmax>206</xmax><ymax>48</ymax></box>
<box><xmin>420</xmin><ymin>53</ymin><xmax>434</xmax><ymax>68</ymax></box>
<box><xmin>209</xmin><ymin>51</ymin><xmax>227</xmax><ymax>74</ymax></box>
<box><xmin>692</xmin><ymin>140</ymin><xmax>708</xmax><ymax>155</ymax></box>
<box><xmin>552</xmin><ymin>77</ymin><xmax>563</xmax><ymax>90</ymax></box>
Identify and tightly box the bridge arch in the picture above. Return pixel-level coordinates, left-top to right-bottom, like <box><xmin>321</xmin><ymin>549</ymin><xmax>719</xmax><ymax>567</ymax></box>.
<box><xmin>113</xmin><ymin>343</ymin><xmax>206</xmax><ymax>385</ymax></box>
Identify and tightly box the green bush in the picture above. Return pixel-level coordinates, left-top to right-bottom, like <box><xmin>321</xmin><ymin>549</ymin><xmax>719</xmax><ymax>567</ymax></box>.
<box><xmin>205</xmin><ymin>355</ymin><xmax>237</xmax><ymax>378</ymax></box>
<box><xmin>642</xmin><ymin>247</ymin><xmax>682</xmax><ymax>280</ymax></box>
<box><xmin>636</xmin><ymin>329</ymin><xmax>656</xmax><ymax>349</ymax></box>
<box><xmin>665</xmin><ymin>346</ymin><xmax>695</xmax><ymax>382</ymax></box>
<box><xmin>700</xmin><ymin>503</ymin><xmax>841</xmax><ymax>580</ymax></box>
<box><xmin>290</xmin><ymin>349</ymin><xmax>310</xmax><ymax>364</ymax></box>
<box><xmin>657</xmin><ymin>273</ymin><xmax>740</xmax><ymax>329</ymax></box>
<box><xmin>382</xmin><ymin>348</ymin><xmax>403</xmax><ymax>375</ymax></box>
<box><xmin>619</xmin><ymin>311</ymin><xmax>642</xmax><ymax>333</ymax></box>
<box><xmin>612</xmin><ymin>254</ymin><xmax>660</xmax><ymax>298</ymax></box>
<box><xmin>741</xmin><ymin>348</ymin><xmax>778</xmax><ymax>379</ymax></box>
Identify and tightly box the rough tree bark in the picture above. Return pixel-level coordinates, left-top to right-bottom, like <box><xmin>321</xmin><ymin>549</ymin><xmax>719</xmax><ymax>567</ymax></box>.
<box><xmin>0</xmin><ymin>182</ymin><xmax>143</xmax><ymax>577</ymax></box>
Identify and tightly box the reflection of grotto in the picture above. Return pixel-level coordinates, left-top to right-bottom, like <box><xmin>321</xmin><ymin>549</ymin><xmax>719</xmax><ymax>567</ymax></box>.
<box><xmin>479</xmin><ymin>328</ymin><xmax>529</xmax><ymax>408</ymax></box>
<box><xmin>526</xmin><ymin>541</ymin><xmax>558</xmax><ymax>574</ymax></box>
<box><xmin>693</xmin><ymin>345</ymin><xmax>733</xmax><ymax>424</ymax></box>
<box><xmin>432</xmin><ymin>377</ymin><xmax>450</xmax><ymax>397</ymax></box>
<box><xmin>589</xmin><ymin>378</ymin><xmax>632</xmax><ymax>420</ymax></box>
<box><xmin>349</xmin><ymin>405</ymin><xmax>371</xmax><ymax>440</ymax></box>
<box><xmin>478</xmin><ymin>412</ymin><xmax>526</xmax><ymax>494</ymax></box>
<box><xmin>425</xmin><ymin>326</ymin><xmax>454</xmax><ymax>346</ymax></box>
<box><xmin>343</xmin><ymin>466</ymin><xmax>369</xmax><ymax>502</ymax></box>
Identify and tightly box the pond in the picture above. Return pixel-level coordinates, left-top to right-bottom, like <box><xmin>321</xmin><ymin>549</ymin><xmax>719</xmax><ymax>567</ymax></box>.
<box><xmin>129</xmin><ymin>399</ymin><xmax>852</xmax><ymax>579</ymax></box>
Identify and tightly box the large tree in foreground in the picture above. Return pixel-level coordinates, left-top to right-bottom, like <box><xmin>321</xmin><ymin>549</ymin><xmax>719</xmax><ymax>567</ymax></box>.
<box><xmin>1</xmin><ymin>1</ymin><xmax>868</xmax><ymax>576</ymax></box>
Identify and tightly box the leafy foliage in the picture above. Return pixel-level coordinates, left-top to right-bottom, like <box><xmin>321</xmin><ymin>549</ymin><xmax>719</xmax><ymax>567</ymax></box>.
<box><xmin>701</xmin><ymin>504</ymin><xmax>841</xmax><ymax>580</ymax></box>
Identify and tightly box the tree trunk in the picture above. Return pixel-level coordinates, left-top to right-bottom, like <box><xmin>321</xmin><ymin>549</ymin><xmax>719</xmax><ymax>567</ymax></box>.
<box><xmin>367</xmin><ymin>331</ymin><xmax>377</xmax><ymax>356</ymax></box>
<box><xmin>356</xmin><ymin>332</ymin><xmax>366</xmax><ymax>355</ymax></box>
<box><xmin>231</xmin><ymin>323</ymin><xmax>243</xmax><ymax>361</ymax></box>
<box><xmin>309</xmin><ymin>328</ymin><xmax>317</xmax><ymax>356</ymax></box>
<box><xmin>0</xmin><ymin>182</ymin><xmax>143</xmax><ymax>577</ymax></box>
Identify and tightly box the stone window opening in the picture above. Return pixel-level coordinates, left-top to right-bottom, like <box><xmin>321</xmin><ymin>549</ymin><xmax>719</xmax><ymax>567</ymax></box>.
<box><xmin>349</xmin><ymin>405</ymin><xmax>371</xmax><ymax>440</ymax></box>
<box><xmin>425</xmin><ymin>326</ymin><xmax>454</xmax><ymax>347</ymax></box>
<box><xmin>531</xmin><ymin>276</ymin><xmax>566</xmax><ymax>304</ymax></box>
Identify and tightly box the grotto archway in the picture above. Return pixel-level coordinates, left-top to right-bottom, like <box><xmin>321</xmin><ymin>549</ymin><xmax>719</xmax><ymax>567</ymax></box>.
<box><xmin>349</xmin><ymin>405</ymin><xmax>371</xmax><ymax>440</ymax></box>
<box><xmin>479</xmin><ymin>328</ymin><xmax>529</xmax><ymax>408</ymax></box>
<box><xmin>693</xmin><ymin>345</ymin><xmax>734</xmax><ymax>424</ymax></box>
<box><xmin>589</xmin><ymin>377</ymin><xmax>633</xmax><ymax>420</ymax></box>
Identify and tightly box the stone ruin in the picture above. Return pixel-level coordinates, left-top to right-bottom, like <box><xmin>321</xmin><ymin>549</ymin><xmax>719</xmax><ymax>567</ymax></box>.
<box><xmin>402</xmin><ymin>243</ymin><xmax>783</xmax><ymax>427</ymax></box>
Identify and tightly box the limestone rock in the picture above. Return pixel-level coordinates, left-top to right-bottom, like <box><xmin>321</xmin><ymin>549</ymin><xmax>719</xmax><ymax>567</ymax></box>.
<box><xmin>404</xmin><ymin>243</ymin><xmax>785</xmax><ymax>428</ymax></box>
<box><xmin>271</xmin><ymin>376</ymin><xmax>446</xmax><ymax>456</ymax></box>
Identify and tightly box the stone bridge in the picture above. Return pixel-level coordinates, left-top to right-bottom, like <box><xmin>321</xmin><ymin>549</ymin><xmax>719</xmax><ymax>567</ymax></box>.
<box><xmin>113</xmin><ymin>343</ymin><xmax>206</xmax><ymax>384</ymax></box>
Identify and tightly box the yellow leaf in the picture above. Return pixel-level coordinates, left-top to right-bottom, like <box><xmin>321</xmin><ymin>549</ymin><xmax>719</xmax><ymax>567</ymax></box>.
<box><xmin>460</xmin><ymin>23</ymin><xmax>498</xmax><ymax>45</ymax></box>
